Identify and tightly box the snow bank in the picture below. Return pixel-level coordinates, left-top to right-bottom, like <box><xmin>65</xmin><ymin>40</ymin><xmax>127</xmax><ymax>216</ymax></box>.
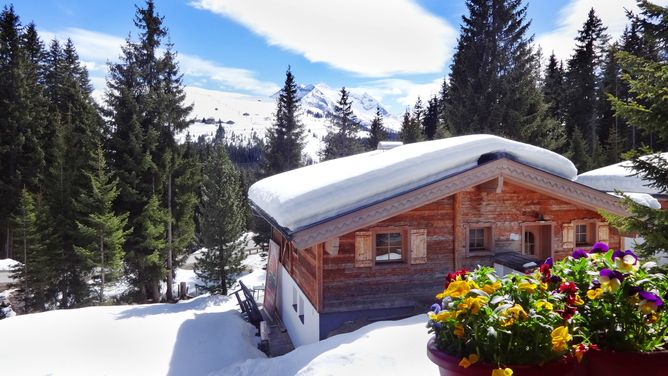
<box><xmin>0</xmin><ymin>258</ymin><xmax>20</xmax><ymax>271</ymax></box>
<box><xmin>612</xmin><ymin>192</ymin><xmax>661</xmax><ymax>209</ymax></box>
<box><xmin>0</xmin><ymin>295</ymin><xmax>266</xmax><ymax>376</ymax></box>
<box><xmin>249</xmin><ymin>135</ymin><xmax>577</xmax><ymax>230</ymax></box>
<box><xmin>215</xmin><ymin>314</ymin><xmax>437</xmax><ymax>376</ymax></box>
<box><xmin>577</xmin><ymin>153</ymin><xmax>668</xmax><ymax>195</ymax></box>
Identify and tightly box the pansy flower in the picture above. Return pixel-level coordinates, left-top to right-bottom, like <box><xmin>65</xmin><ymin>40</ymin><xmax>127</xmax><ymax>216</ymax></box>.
<box><xmin>612</xmin><ymin>250</ymin><xmax>639</xmax><ymax>272</ymax></box>
<box><xmin>429</xmin><ymin>303</ymin><xmax>441</xmax><ymax>314</ymax></box>
<box><xmin>599</xmin><ymin>269</ymin><xmax>624</xmax><ymax>292</ymax></box>
<box><xmin>571</xmin><ymin>249</ymin><xmax>588</xmax><ymax>259</ymax></box>
<box><xmin>589</xmin><ymin>242</ymin><xmax>609</xmax><ymax>253</ymax></box>
<box><xmin>551</xmin><ymin>325</ymin><xmax>571</xmax><ymax>352</ymax></box>
<box><xmin>638</xmin><ymin>291</ymin><xmax>664</xmax><ymax>313</ymax></box>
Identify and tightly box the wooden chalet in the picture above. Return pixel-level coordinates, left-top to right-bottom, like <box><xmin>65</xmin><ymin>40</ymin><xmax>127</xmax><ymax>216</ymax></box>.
<box><xmin>249</xmin><ymin>135</ymin><xmax>628</xmax><ymax>347</ymax></box>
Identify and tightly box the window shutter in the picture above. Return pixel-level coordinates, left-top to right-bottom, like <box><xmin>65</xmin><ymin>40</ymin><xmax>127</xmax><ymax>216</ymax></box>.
<box><xmin>355</xmin><ymin>231</ymin><xmax>372</xmax><ymax>267</ymax></box>
<box><xmin>597</xmin><ymin>223</ymin><xmax>609</xmax><ymax>244</ymax></box>
<box><xmin>562</xmin><ymin>224</ymin><xmax>574</xmax><ymax>249</ymax></box>
<box><xmin>411</xmin><ymin>229</ymin><xmax>427</xmax><ymax>264</ymax></box>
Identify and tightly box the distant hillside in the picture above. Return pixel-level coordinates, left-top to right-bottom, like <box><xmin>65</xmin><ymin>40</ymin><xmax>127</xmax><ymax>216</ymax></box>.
<box><xmin>181</xmin><ymin>84</ymin><xmax>400</xmax><ymax>161</ymax></box>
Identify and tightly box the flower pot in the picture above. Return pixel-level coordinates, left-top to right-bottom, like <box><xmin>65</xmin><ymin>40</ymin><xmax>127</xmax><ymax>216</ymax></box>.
<box><xmin>585</xmin><ymin>348</ymin><xmax>668</xmax><ymax>375</ymax></box>
<box><xmin>427</xmin><ymin>337</ymin><xmax>579</xmax><ymax>376</ymax></box>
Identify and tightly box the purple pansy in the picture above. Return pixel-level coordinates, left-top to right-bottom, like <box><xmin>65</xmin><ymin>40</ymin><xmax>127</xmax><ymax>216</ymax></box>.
<box><xmin>430</xmin><ymin>303</ymin><xmax>441</xmax><ymax>314</ymax></box>
<box><xmin>590</xmin><ymin>242</ymin><xmax>609</xmax><ymax>253</ymax></box>
<box><xmin>599</xmin><ymin>269</ymin><xmax>624</xmax><ymax>282</ymax></box>
<box><xmin>572</xmin><ymin>249</ymin><xmax>589</xmax><ymax>259</ymax></box>
<box><xmin>612</xmin><ymin>250</ymin><xmax>638</xmax><ymax>264</ymax></box>
<box><xmin>544</xmin><ymin>257</ymin><xmax>554</xmax><ymax>267</ymax></box>
<box><xmin>638</xmin><ymin>291</ymin><xmax>664</xmax><ymax>308</ymax></box>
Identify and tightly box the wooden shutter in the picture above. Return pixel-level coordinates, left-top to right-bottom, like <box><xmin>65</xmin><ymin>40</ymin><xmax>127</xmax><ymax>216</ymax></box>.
<box><xmin>597</xmin><ymin>223</ymin><xmax>609</xmax><ymax>244</ymax></box>
<box><xmin>355</xmin><ymin>231</ymin><xmax>373</xmax><ymax>267</ymax></box>
<box><xmin>411</xmin><ymin>229</ymin><xmax>427</xmax><ymax>264</ymax></box>
<box><xmin>562</xmin><ymin>224</ymin><xmax>574</xmax><ymax>249</ymax></box>
<box><xmin>325</xmin><ymin>238</ymin><xmax>340</xmax><ymax>256</ymax></box>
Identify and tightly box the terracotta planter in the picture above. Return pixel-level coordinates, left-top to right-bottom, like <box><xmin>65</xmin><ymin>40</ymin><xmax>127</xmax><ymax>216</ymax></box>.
<box><xmin>427</xmin><ymin>337</ymin><xmax>579</xmax><ymax>376</ymax></box>
<box><xmin>585</xmin><ymin>348</ymin><xmax>668</xmax><ymax>375</ymax></box>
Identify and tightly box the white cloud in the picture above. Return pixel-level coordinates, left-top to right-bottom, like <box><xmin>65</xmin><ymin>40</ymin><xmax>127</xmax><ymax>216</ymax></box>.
<box><xmin>536</xmin><ymin>0</ymin><xmax>668</xmax><ymax>62</ymax></box>
<box><xmin>38</xmin><ymin>27</ymin><xmax>278</xmax><ymax>96</ymax></box>
<box><xmin>191</xmin><ymin>0</ymin><xmax>457</xmax><ymax>77</ymax></box>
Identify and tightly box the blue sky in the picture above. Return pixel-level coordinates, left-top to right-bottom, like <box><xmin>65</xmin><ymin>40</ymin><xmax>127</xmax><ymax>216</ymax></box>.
<box><xmin>9</xmin><ymin>0</ymin><xmax>664</xmax><ymax>113</ymax></box>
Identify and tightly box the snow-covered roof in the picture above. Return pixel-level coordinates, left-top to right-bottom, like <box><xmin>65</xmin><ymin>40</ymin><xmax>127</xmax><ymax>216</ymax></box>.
<box><xmin>0</xmin><ymin>258</ymin><xmax>20</xmax><ymax>272</ymax></box>
<box><xmin>249</xmin><ymin>135</ymin><xmax>577</xmax><ymax>231</ymax></box>
<box><xmin>576</xmin><ymin>153</ymin><xmax>668</xmax><ymax>196</ymax></box>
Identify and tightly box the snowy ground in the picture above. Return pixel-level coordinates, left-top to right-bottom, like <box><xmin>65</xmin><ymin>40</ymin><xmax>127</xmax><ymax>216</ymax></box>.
<box><xmin>1</xmin><ymin>244</ymin><xmax>438</xmax><ymax>375</ymax></box>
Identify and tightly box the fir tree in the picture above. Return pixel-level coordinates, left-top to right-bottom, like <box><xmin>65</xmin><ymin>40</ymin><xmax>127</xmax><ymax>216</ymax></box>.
<box><xmin>367</xmin><ymin>106</ymin><xmax>387</xmax><ymax>150</ymax></box>
<box><xmin>400</xmin><ymin>108</ymin><xmax>421</xmax><ymax>144</ymax></box>
<box><xmin>604</xmin><ymin>2</ymin><xmax>668</xmax><ymax>256</ymax></box>
<box><xmin>423</xmin><ymin>96</ymin><xmax>440</xmax><ymax>140</ymax></box>
<box><xmin>543</xmin><ymin>52</ymin><xmax>566</xmax><ymax>125</ymax></box>
<box><xmin>564</xmin><ymin>8</ymin><xmax>609</xmax><ymax>157</ymax></box>
<box><xmin>74</xmin><ymin>146</ymin><xmax>130</xmax><ymax>302</ymax></box>
<box><xmin>195</xmin><ymin>144</ymin><xmax>245</xmax><ymax>295</ymax></box>
<box><xmin>262</xmin><ymin>66</ymin><xmax>304</xmax><ymax>176</ymax></box>
<box><xmin>130</xmin><ymin>195</ymin><xmax>167</xmax><ymax>302</ymax></box>
<box><xmin>321</xmin><ymin>87</ymin><xmax>362</xmax><ymax>160</ymax></box>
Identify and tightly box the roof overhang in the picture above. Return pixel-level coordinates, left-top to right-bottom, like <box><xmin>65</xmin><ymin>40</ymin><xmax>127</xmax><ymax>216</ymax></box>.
<box><xmin>252</xmin><ymin>158</ymin><xmax>628</xmax><ymax>249</ymax></box>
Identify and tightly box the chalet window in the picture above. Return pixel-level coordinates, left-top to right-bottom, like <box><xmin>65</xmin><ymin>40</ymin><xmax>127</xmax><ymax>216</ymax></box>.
<box><xmin>524</xmin><ymin>231</ymin><xmax>535</xmax><ymax>255</ymax></box>
<box><xmin>467</xmin><ymin>225</ymin><xmax>493</xmax><ymax>255</ymax></box>
<box><xmin>375</xmin><ymin>232</ymin><xmax>403</xmax><ymax>263</ymax></box>
<box><xmin>563</xmin><ymin>221</ymin><xmax>609</xmax><ymax>249</ymax></box>
<box><xmin>574</xmin><ymin>222</ymin><xmax>596</xmax><ymax>247</ymax></box>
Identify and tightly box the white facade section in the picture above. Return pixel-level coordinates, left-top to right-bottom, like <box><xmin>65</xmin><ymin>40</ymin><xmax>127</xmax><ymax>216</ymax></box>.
<box><xmin>278</xmin><ymin>265</ymin><xmax>320</xmax><ymax>347</ymax></box>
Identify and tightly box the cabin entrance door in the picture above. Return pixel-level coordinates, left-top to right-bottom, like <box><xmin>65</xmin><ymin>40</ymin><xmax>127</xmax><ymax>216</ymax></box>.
<box><xmin>522</xmin><ymin>223</ymin><xmax>553</xmax><ymax>261</ymax></box>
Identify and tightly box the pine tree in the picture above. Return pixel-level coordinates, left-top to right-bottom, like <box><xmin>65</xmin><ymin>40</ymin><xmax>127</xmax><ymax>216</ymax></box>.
<box><xmin>74</xmin><ymin>146</ymin><xmax>130</xmax><ymax>302</ymax></box>
<box><xmin>367</xmin><ymin>106</ymin><xmax>387</xmax><ymax>150</ymax></box>
<box><xmin>195</xmin><ymin>143</ymin><xmax>245</xmax><ymax>295</ymax></box>
<box><xmin>400</xmin><ymin>108</ymin><xmax>421</xmax><ymax>144</ymax></box>
<box><xmin>130</xmin><ymin>195</ymin><xmax>167</xmax><ymax>302</ymax></box>
<box><xmin>423</xmin><ymin>96</ymin><xmax>440</xmax><ymax>140</ymax></box>
<box><xmin>543</xmin><ymin>52</ymin><xmax>566</xmax><ymax>125</ymax></box>
<box><xmin>446</xmin><ymin>0</ymin><xmax>550</xmax><ymax>143</ymax></box>
<box><xmin>10</xmin><ymin>189</ymin><xmax>52</xmax><ymax>312</ymax></box>
<box><xmin>262</xmin><ymin>66</ymin><xmax>304</xmax><ymax>175</ymax></box>
<box><xmin>321</xmin><ymin>87</ymin><xmax>362</xmax><ymax>160</ymax></box>
<box><xmin>0</xmin><ymin>6</ymin><xmax>47</xmax><ymax>259</ymax></box>
<box><xmin>564</xmin><ymin>8</ymin><xmax>610</xmax><ymax>158</ymax></box>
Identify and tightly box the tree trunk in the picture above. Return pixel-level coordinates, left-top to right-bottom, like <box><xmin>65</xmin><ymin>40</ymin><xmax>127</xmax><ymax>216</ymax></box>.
<box><xmin>166</xmin><ymin>169</ymin><xmax>173</xmax><ymax>301</ymax></box>
<box><xmin>100</xmin><ymin>234</ymin><xmax>105</xmax><ymax>303</ymax></box>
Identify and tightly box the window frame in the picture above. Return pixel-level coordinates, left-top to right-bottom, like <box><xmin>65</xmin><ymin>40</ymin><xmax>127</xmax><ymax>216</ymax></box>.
<box><xmin>371</xmin><ymin>228</ymin><xmax>407</xmax><ymax>266</ymax></box>
<box><xmin>466</xmin><ymin>224</ymin><xmax>494</xmax><ymax>256</ymax></box>
<box><xmin>573</xmin><ymin>220</ymin><xmax>597</xmax><ymax>247</ymax></box>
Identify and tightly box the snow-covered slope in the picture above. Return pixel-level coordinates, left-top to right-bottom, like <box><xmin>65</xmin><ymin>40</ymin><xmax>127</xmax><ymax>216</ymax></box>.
<box><xmin>182</xmin><ymin>84</ymin><xmax>400</xmax><ymax>161</ymax></box>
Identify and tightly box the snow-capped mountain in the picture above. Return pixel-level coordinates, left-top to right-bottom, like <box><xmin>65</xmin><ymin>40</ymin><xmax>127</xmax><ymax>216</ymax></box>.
<box><xmin>183</xmin><ymin>84</ymin><xmax>400</xmax><ymax>161</ymax></box>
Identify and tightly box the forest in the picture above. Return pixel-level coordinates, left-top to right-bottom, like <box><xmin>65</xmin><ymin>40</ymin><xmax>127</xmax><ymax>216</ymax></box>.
<box><xmin>1</xmin><ymin>0</ymin><xmax>666</xmax><ymax>313</ymax></box>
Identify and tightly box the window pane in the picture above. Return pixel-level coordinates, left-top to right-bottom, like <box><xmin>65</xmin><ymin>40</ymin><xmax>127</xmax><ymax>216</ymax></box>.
<box><xmin>375</xmin><ymin>232</ymin><xmax>402</xmax><ymax>262</ymax></box>
<box><xmin>575</xmin><ymin>224</ymin><xmax>587</xmax><ymax>244</ymax></box>
<box><xmin>469</xmin><ymin>228</ymin><xmax>486</xmax><ymax>250</ymax></box>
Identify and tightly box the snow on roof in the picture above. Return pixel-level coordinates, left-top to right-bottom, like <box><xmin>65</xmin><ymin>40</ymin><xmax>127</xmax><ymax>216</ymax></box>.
<box><xmin>611</xmin><ymin>192</ymin><xmax>661</xmax><ymax>209</ymax></box>
<box><xmin>576</xmin><ymin>153</ymin><xmax>668</xmax><ymax>195</ymax></box>
<box><xmin>249</xmin><ymin>135</ymin><xmax>577</xmax><ymax>231</ymax></box>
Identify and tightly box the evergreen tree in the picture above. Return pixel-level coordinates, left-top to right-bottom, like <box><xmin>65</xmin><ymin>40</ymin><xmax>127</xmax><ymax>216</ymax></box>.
<box><xmin>195</xmin><ymin>144</ymin><xmax>245</xmax><ymax>295</ymax></box>
<box><xmin>10</xmin><ymin>189</ymin><xmax>53</xmax><ymax>312</ymax></box>
<box><xmin>423</xmin><ymin>96</ymin><xmax>440</xmax><ymax>140</ymax></box>
<box><xmin>130</xmin><ymin>195</ymin><xmax>167</xmax><ymax>302</ymax></box>
<box><xmin>400</xmin><ymin>108</ymin><xmax>421</xmax><ymax>144</ymax></box>
<box><xmin>262</xmin><ymin>66</ymin><xmax>304</xmax><ymax>176</ymax></box>
<box><xmin>564</xmin><ymin>8</ymin><xmax>609</xmax><ymax>158</ymax></box>
<box><xmin>543</xmin><ymin>52</ymin><xmax>566</xmax><ymax>124</ymax></box>
<box><xmin>0</xmin><ymin>6</ymin><xmax>47</xmax><ymax>259</ymax></box>
<box><xmin>321</xmin><ymin>87</ymin><xmax>362</xmax><ymax>160</ymax></box>
<box><xmin>446</xmin><ymin>0</ymin><xmax>552</xmax><ymax>144</ymax></box>
<box><xmin>74</xmin><ymin>146</ymin><xmax>130</xmax><ymax>302</ymax></box>
<box><xmin>367</xmin><ymin>106</ymin><xmax>387</xmax><ymax>150</ymax></box>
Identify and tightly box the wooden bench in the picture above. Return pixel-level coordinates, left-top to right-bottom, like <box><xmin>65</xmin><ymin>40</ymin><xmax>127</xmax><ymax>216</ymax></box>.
<box><xmin>231</xmin><ymin>280</ymin><xmax>263</xmax><ymax>330</ymax></box>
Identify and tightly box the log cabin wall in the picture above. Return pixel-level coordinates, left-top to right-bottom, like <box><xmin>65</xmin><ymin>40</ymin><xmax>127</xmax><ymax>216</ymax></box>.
<box><xmin>272</xmin><ymin>228</ymin><xmax>320</xmax><ymax>310</ymax></box>
<box><xmin>319</xmin><ymin>181</ymin><xmax>621</xmax><ymax>316</ymax></box>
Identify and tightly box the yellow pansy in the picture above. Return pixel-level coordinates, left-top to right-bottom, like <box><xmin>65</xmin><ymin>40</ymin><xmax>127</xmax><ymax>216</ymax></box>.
<box><xmin>500</xmin><ymin>304</ymin><xmax>528</xmax><ymax>327</ymax></box>
<box><xmin>586</xmin><ymin>288</ymin><xmax>602</xmax><ymax>300</ymax></box>
<box><xmin>454</xmin><ymin>323</ymin><xmax>465</xmax><ymax>338</ymax></box>
<box><xmin>458</xmin><ymin>296</ymin><xmax>489</xmax><ymax>315</ymax></box>
<box><xmin>491</xmin><ymin>367</ymin><xmax>513</xmax><ymax>376</ymax></box>
<box><xmin>458</xmin><ymin>353</ymin><xmax>479</xmax><ymax>368</ymax></box>
<box><xmin>551</xmin><ymin>325</ymin><xmax>571</xmax><ymax>352</ymax></box>
<box><xmin>539</xmin><ymin>282</ymin><xmax>548</xmax><ymax>291</ymax></box>
<box><xmin>443</xmin><ymin>280</ymin><xmax>471</xmax><ymax>298</ymax></box>
<box><xmin>482</xmin><ymin>281</ymin><xmax>502</xmax><ymax>294</ymax></box>
<box><xmin>518</xmin><ymin>281</ymin><xmax>538</xmax><ymax>293</ymax></box>
<box><xmin>534</xmin><ymin>300</ymin><xmax>553</xmax><ymax>312</ymax></box>
<box><xmin>573</xmin><ymin>294</ymin><xmax>584</xmax><ymax>306</ymax></box>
